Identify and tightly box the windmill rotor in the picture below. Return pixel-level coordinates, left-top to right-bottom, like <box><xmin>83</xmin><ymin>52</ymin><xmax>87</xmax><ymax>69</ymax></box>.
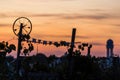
<box><xmin>13</xmin><ymin>17</ymin><xmax>32</xmax><ymax>36</ymax></box>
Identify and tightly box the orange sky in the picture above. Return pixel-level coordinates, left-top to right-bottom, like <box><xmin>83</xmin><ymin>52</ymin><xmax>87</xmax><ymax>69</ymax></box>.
<box><xmin>0</xmin><ymin>0</ymin><xmax>120</xmax><ymax>57</ymax></box>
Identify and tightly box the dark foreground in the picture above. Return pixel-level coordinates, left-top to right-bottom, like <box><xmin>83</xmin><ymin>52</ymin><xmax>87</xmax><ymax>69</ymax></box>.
<box><xmin>0</xmin><ymin>53</ymin><xmax>120</xmax><ymax>80</ymax></box>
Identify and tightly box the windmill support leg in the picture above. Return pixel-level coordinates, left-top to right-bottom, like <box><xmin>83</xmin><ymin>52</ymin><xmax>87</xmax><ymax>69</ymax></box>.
<box><xmin>16</xmin><ymin>24</ymin><xmax>23</xmax><ymax>76</ymax></box>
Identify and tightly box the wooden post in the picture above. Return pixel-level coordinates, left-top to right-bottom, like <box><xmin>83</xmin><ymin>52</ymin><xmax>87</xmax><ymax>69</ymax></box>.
<box><xmin>68</xmin><ymin>28</ymin><xmax>76</xmax><ymax>79</ymax></box>
<box><xmin>16</xmin><ymin>23</ymin><xmax>23</xmax><ymax>74</ymax></box>
<box><xmin>87</xmin><ymin>44</ymin><xmax>92</xmax><ymax>57</ymax></box>
<box><xmin>70</xmin><ymin>28</ymin><xmax>76</xmax><ymax>57</ymax></box>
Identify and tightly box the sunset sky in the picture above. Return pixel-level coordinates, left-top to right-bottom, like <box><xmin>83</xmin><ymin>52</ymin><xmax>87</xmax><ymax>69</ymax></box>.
<box><xmin>0</xmin><ymin>0</ymin><xmax>120</xmax><ymax>57</ymax></box>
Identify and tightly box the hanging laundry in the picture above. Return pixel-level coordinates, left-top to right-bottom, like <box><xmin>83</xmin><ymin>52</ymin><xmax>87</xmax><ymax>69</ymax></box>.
<box><xmin>49</xmin><ymin>41</ymin><xmax>52</xmax><ymax>45</ymax></box>
<box><xmin>66</xmin><ymin>42</ymin><xmax>70</xmax><ymax>47</ymax></box>
<box><xmin>43</xmin><ymin>41</ymin><xmax>47</xmax><ymax>45</ymax></box>
<box><xmin>60</xmin><ymin>41</ymin><xmax>65</xmax><ymax>46</ymax></box>
<box><xmin>32</xmin><ymin>38</ymin><xmax>36</xmax><ymax>43</ymax></box>
<box><xmin>54</xmin><ymin>42</ymin><xmax>60</xmax><ymax>47</ymax></box>
<box><xmin>38</xmin><ymin>39</ymin><xmax>41</xmax><ymax>43</ymax></box>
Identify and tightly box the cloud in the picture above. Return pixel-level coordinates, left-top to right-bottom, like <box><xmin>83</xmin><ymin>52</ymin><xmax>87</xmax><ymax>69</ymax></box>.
<box><xmin>112</xmin><ymin>24</ymin><xmax>120</xmax><ymax>27</ymax></box>
<box><xmin>30</xmin><ymin>13</ymin><xmax>116</xmax><ymax>20</ymax></box>
<box><xmin>85</xmin><ymin>9</ymin><xmax>105</xmax><ymax>12</ymax></box>
<box><xmin>0</xmin><ymin>12</ymin><xmax>119</xmax><ymax>20</ymax></box>
<box><xmin>46</xmin><ymin>34</ymin><xmax>90</xmax><ymax>39</ymax></box>
<box><xmin>0</xmin><ymin>13</ymin><xmax>8</xmax><ymax>17</ymax></box>
<box><xmin>91</xmin><ymin>42</ymin><xmax>104</xmax><ymax>46</ymax></box>
<box><xmin>0</xmin><ymin>23</ymin><xmax>10</xmax><ymax>27</ymax></box>
<box><xmin>62</xmin><ymin>14</ymin><xmax>109</xmax><ymax>20</ymax></box>
<box><xmin>0</xmin><ymin>12</ymin><xmax>29</xmax><ymax>17</ymax></box>
<box><xmin>31</xmin><ymin>14</ymin><xmax>63</xmax><ymax>17</ymax></box>
<box><xmin>58</xmin><ymin>0</ymin><xmax>76</xmax><ymax>1</ymax></box>
<box><xmin>26</xmin><ymin>0</ymin><xmax>76</xmax><ymax>1</ymax></box>
<box><xmin>34</xmin><ymin>34</ymin><xmax>89</xmax><ymax>39</ymax></box>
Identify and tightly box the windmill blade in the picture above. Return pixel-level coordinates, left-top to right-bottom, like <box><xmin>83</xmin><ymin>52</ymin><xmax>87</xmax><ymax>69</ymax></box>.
<box><xmin>23</xmin><ymin>28</ymin><xmax>28</xmax><ymax>33</ymax></box>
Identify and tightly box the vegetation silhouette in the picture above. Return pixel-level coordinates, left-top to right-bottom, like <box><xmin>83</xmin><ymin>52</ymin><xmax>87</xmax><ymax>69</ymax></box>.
<box><xmin>0</xmin><ymin>41</ymin><xmax>120</xmax><ymax>80</ymax></box>
<box><xmin>0</xmin><ymin>17</ymin><xmax>120</xmax><ymax>80</ymax></box>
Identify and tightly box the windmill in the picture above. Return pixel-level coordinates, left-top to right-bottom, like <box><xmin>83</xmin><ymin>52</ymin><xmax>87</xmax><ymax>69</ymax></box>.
<box><xmin>13</xmin><ymin>17</ymin><xmax>32</xmax><ymax>74</ymax></box>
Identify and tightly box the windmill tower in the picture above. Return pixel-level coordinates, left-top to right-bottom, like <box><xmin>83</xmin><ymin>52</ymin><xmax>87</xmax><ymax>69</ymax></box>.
<box><xmin>106</xmin><ymin>39</ymin><xmax>114</xmax><ymax>58</ymax></box>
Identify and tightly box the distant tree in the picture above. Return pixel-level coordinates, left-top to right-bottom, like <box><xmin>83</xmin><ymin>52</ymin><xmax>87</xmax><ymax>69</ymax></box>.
<box><xmin>0</xmin><ymin>41</ymin><xmax>16</xmax><ymax>80</ymax></box>
<box><xmin>0</xmin><ymin>41</ymin><xmax>16</xmax><ymax>55</ymax></box>
<box><xmin>48</xmin><ymin>54</ymin><xmax>57</xmax><ymax>63</ymax></box>
<box><xmin>72</xmin><ymin>55</ymin><xmax>101</xmax><ymax>80</ymax></box>
<box><xmin>0</xmin><ymin>41</ymin><xmax>16</xmax><ymax>64</ymax></box>
<box><xmin>29</xmin><ymin>53</ymin><xmax>49</xmax><ymax>72</ymax></box>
